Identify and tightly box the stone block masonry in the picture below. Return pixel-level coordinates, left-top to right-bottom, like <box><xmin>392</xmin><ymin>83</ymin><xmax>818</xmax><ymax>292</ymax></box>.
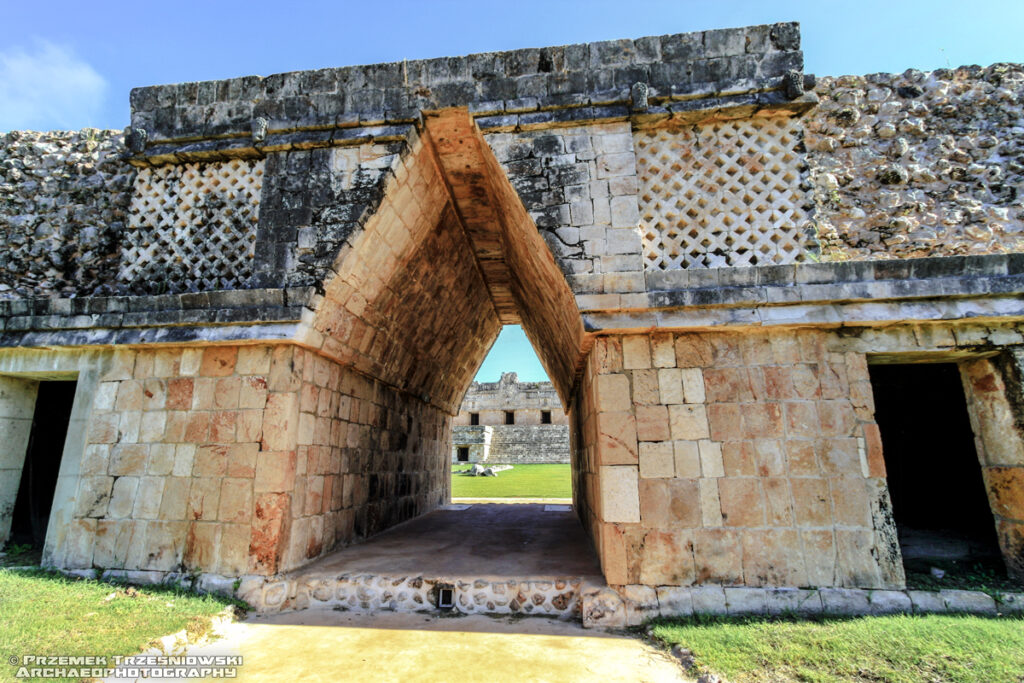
<box><xmin>57</xmin><ymin>343</ymin><xmax>449</xmax><ymax>576</ymax></box>
<box><xmin>2</xmin><ymin>22</ymin><xmax>1024</xmax><ymax>622</ymax></box>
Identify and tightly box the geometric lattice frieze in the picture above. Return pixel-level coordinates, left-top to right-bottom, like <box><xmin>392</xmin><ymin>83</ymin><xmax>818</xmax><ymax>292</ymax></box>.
<box><xmin>120</xmin><ymin>159</ymin><xmax>264</xmax><ymax>293</ymax></box>
<box><xmin>634</xmin><ymin>116</ymin><xmax>810</xmax><ymax>271</ymax></box>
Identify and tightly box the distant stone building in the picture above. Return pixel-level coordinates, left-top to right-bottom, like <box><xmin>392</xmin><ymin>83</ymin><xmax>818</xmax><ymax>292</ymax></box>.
<box><xmin>452</xmin><ymin>372</ymin><xmax>569</xmax><ymax>464</ymax></box>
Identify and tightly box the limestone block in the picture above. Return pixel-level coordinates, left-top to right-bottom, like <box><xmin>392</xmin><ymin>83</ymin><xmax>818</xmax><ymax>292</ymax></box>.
<box><xmin>110</xmin><ymin>444</ymin><xmax>148</xmax><ymax>476</ymax></box>
<box><xmin>140</xmin><ymin>521</ymin><xmax>186</xmax><ymax>571</ymax></box>
<box><xmin>639</xmin><ymin>441</ymin><xmax>675</xmax><ymax>478</ymax></box>
<box><xmin>159</xmin><ymin>477</ymin><xmax>190</xmax><ymax>520</ymax></box>
<box><xmin>620</xmin><ymin>584</ymin><xmax>658</xmax><ymax>626</ymax></box>
<box><xmin>631</xmin><ymin>369</ymin><xmax>660</xmax><ymax>405</ymax></box>
<box><xmin>690</xmin><ymin>586</ymin><xmax>727</xmax><ymax>615</ymax></box>
<box><xmin>998</xmin><ymin>592</ymin><xmax>1024</xmax><ymax>615</ymax></box>
<box><xmin>766</xmin><ymin>588</ymin><xmax>822</xmax><ymax>615</ymax></box>
<box><xmin>187</xmin><ymin>477</ymin><xmax>221</xmax><ymax>521</ymax></box>
<box><xmin>185</xmin><ymin>522</ymin><xmax>220</xmax><ymax>571</ymax></box>
<box><xmin>718</xmin><ymin>479</ymin><xmax>764</xmax><ymax>527</ymax></box>
<box><xmin>698</xmin><ymin>440</ymin><xmax>724</xmax><ymax>477</ymax></box>
<box><xmin>657</xmin><ymin>369</ymin><xmax>684</xmax><ymax>405</ymax></box>
<box><xmin>725</xmin><ymin>587</ymin><xmax>767</xmax><ymax>616</ymax></box>
<box><xmin>699</xmin><ymin>479</ymin><xmax>722</xmax><ymax>527</ymax></box>
<box><xmin>821</xmin><ymin>588</ymin><xmax>871</xmax><ymax>615</ymax></box>
<box><xmin>694</xmin><ymin>529</ymin><xmax>741</xmax><ymax>584</ymax></box>
<box><xmin>835</xmin><ymin>529</ymin><xmax>884</xmax><ymax>588</ymax></box>
<box><xmin>868</xmin><ymin>590</ymin><xmax>912</xmax><ymax>615</ymax></box>
<box><xmin>132</xmin><ymin>477</ymin><xmax>165</xmax><ymax>520</ymax></box>
<box><xmin>637</xmin><ymin>529</ymin><xmax>695</xmax><ymax>586</ymax></box>
<box><xmin>635</xmin><ymin>406</ymin><xmax>670</xmax><ymax>442</ymax></box>
<box><xmin>801</xmin><ymin>530</ymin><xmax>837</xmax><ymax>586</ymax></box>
<box><xmin>599</xmin><ymin>465</ymin><xmax>640</xmax><ymax>523</ymax></box>
<box><xmin>596</xmin><ymin>374</ymin><xmax>631</xmax><ymax>412</ymax></box>
<box><xmin>984</xmin><ymin>467</ymin><xmax>1024</xmax><ymax>519</ymax></box>
<box><xmin>237</xmin><ymin>347</ymin><xmax>273</xmax><ymax>375</ymax></box>
<box><xmin>940</xmin><ymin>589</ymin><xmax>997</xmax><ymax>615</ymax></box>
<box><xmin>61</xmin><ymin>519</ymin><xmax>97</xmax><ymax>568</ymax></box>
<box><xmin>74</xmin><ymin>476</ymin><xmax>113</xmax><ymax>518</ymax></box>
<box><xmin>108</xmin><ymin>477</ymin><xmax>140</xmax><ymax>519</ymax></box>
<box><xmin>255</xmin><ymin>451</ymin><xmax>298</xmax><ymax>493</ymax></box>
<box><xmin>908</xmin><ymin>590</ymin><xmax>946</xmax><ymax>614</ymax></box>
<box><xmin>218</xmin><ymin>523</ymin><xmax>251</xmax><ymax>575</ymax></box>
<box><xmin>622</xmin><ymin>336</ymin><xmax>652</xmax><ymax>369</ymax></box>
<box><xmin>681</xmin><ymin>368</ymin><xmax>706</xmax><ymax>404</ymax></box>
<box><xmin>262</xmin><ymin>393</ymin><xmax>299</xmax><ymax>451</ymax></box>
<box><xmin>656</xmin><ymin>586</ymin><xmax>694</xmax><ymax>617</ymax></box>
<box><xmin>669</xmin><ymin>404</ymin><xmax>710</xmax><ymax>440</ymax></box>
<box><xmin>218</xmin><ymin>478</ymin><xmax>254</xmax><ymax>524</ymax></box>
<box><xmin>581</xmin><ymin>585</ymin><xmax>626</xmax><ymax>628</ymax></box>
<box><xmin>200</xmin><ymin>348</ymin><xmax>238</xmax><ymax>377</ymax></box>
<box><xmin>791</xmin><ymin>478</ymin><xmax>832</xmax><ymax>527</ymax></box>
<box><xmin>673</xmin><ymin>441</ymin><xmax>701</xmax><ymax>478</ymax></box>
<box><xmin>596</xmin><ymin>412</ymin><xmax>638</xmax><ymax>465</ymax></box>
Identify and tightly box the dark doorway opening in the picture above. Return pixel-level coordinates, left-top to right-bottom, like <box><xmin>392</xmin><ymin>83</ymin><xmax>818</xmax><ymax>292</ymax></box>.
<box><xmin>457</xmin><ymin>447</ymin><xmax>469</xmax><ymax>462</ymax></box>
<box><xmin>505</xmin><ymin>411</ymin><xmax>515</xmax><ymax>425</ymax></box>
<box><xmin>869</xmin><ymin>363</ymin><xmax>1004</xmax><ymax>582</ymax></box>
<box><xmin>541</xmin><ymin>410</ymin><xmax>552</xmax><ymax>424</ymax></box>
<box><xmin>470</xmin><ymin>412</ymin><xmax>479</xmax><ymax>426</ymax></box>
<box><xmin>9</xmin><ymin>381</ymin><xmax>77</xmax><ymax>551</ymax></box>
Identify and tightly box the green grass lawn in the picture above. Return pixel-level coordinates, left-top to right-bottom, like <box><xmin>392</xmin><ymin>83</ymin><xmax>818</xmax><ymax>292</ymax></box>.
<box><xmin>649</xmin><ymin>613</ymin><xmax>1024</xmax><ymax>683</ymax></box>
<box><xmin>451</xmin><ymin>463</ymin><xmax>571</xmax><ymax>498</ymax></box>
<box><xmin>0</xmin><ymin>569</ymin><xmax>239</xmax><ymax>683</ymax></box>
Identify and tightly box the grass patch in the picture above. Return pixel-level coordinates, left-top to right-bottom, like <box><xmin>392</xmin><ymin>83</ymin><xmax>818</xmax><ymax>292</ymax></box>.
<box><xmin>649</xmin><ymin>613</ymin><xmax>1024</xmax><ymax>683</ymax></box>
<box><xmin>451</xmin><ymin>463</ymin><xmax>571</xmax><ymax>498</ymax></box>
<box><xmin>0</xmin><ymin>568</ymin><xmax>240</xmax><ymax>683</ymax></box>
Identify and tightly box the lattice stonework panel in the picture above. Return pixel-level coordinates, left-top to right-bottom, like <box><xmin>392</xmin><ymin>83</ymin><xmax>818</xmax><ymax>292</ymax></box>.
<box><xmin>634</xmin><ymin>117</ymin><xmax>809</xmax><ymax>271</ymax></box>
<box><xmin>120</xmin><ymin>159</ymin><xmax>264</xmax><ymax>292</ymax></box>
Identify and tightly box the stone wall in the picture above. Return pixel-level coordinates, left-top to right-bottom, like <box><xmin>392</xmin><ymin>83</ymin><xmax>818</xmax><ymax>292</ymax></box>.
<box><xmin>807</xmin><ymin>64</ymin><xmax>1024</xmax><ymax>260</ymax></box>
<box><xmin>54</xmin><ymin>343</ymin><xmax>447</xmax><ymax>576</ymax></box>
<box><xmin>453</xmin><ymin>425</ymin><xmax>570</xmax><ymax>464</ymax></box>
<box><xmin>0</xmin><ymin>130</ymin><xmax>134</xmax><ymax>299</ymax></box>
<box><xmin>582</xmin><ymin>320</ymin><xmax>1024</xmax><ymax>591</ymax></box>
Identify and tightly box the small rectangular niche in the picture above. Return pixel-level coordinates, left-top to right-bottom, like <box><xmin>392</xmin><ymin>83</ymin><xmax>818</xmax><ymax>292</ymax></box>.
<box><xmin>541</xmin><ymin>410</ymin><xmax>552</xmax><ymax>424</ymax></box>
<box><xmin>470</xmin><ymin>412</ymin><xmax>479</xmax><ymax>426</ymax></box>
<box><xmin>505</xmin><ymin>411</ymin><xmax>515</xmax><ymax>425</ymax></box>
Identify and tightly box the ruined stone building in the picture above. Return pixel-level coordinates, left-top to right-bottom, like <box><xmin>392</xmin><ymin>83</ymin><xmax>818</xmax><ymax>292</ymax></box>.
<box><xmin>452</xmin><ymin>371</ymin><xmax>570</xmax><ymax>464</ymax></box>
<box><xmin>1</xmin><ymin>22</ymin><xmax>1023</xmax><ymax>621</ymax></box>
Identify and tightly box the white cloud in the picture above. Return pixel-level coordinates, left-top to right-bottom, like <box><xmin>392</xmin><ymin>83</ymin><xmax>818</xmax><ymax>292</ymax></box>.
<box><xmin>0</xmin><ymin>40</ymin><xmax>108</xmax><ymax>132</ymax></box>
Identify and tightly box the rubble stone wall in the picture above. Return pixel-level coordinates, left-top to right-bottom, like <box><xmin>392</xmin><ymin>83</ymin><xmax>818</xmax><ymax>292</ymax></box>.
<box><xmin>807</xmin><ymin>64</ymin><xmax>1024</xmax><ymax>261</ymax></box>
<box><xmin>0</xmin><ymin>130</ymin><xmax>134</xmax><ymax>299</ymax></box>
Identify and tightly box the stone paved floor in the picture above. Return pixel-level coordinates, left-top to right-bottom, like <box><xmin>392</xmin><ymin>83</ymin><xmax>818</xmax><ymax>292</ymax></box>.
<box><xmin>290</xmin><ymin>503</ymin><xmax>602</xmax><ymax>580</ymax></box>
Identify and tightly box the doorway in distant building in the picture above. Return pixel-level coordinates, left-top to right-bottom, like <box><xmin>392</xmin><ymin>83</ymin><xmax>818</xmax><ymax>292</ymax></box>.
<box><xmin>8</xmin><ymin>381</ymin><xmax>77</xmax><ymax>561</ymax></box>
<box><xmin>869</xmin><ymin>362</ymin><xmax>1005</xmax><ymax>585</ymax></box>
<box><xmin>457</xmin><ymin>447</ymin><xmax>469</xmax><ymax>462</ymax></box>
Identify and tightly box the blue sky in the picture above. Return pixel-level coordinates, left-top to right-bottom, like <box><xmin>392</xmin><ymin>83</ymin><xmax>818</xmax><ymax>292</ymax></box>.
<box><xmin>3</xmin><ymin>0</ymin><xmax>1021</xmax><ymax>381</ymax></box>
